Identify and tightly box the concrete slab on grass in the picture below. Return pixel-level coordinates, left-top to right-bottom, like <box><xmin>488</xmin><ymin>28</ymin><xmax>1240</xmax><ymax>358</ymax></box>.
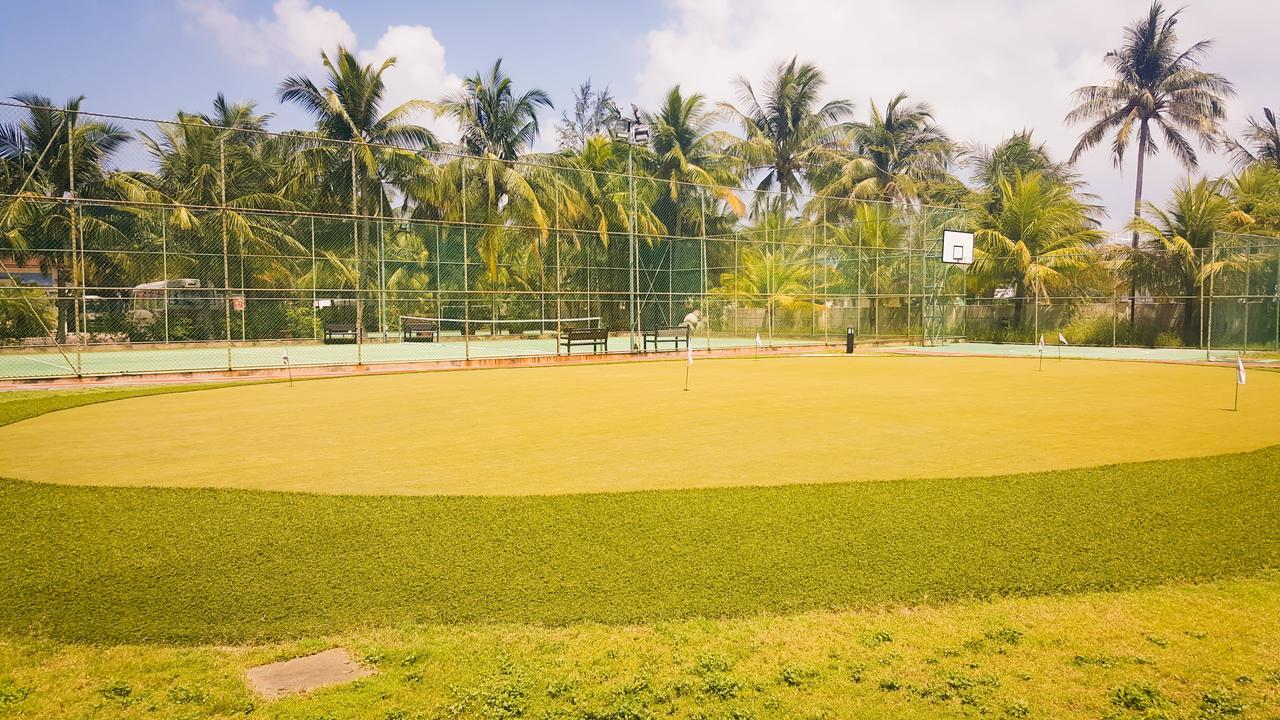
<box><xmin>246</xmin><ymin>648</ymin><xmax>373</xmax><ymax>699</ymax></box>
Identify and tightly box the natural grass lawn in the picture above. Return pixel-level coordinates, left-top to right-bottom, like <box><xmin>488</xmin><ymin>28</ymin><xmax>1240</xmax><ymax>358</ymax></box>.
<box><xmin>1</xmin><ymin>356</ymin><xmax>1277</xmax><ymax>495</ymax></box>
<box><xmin>3</xmin><ymin>438</ymin><xmax>1279</xmax><ymax>644</ymax></box>
<box><xmin>2</xmin><ymin>575</ymin><xmax>1278</xmax><ymax>719</ymax></box>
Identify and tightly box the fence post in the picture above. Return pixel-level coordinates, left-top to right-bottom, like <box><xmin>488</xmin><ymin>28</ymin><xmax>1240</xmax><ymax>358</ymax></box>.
<box><xmin>554</xmin><ymin>184</ymin><xmax>562</xmax><ymax>346</ymax></box>
<box><xmin>161</xmin><ymin>207</ymin><xmax>170</xmax><ymax>343</ymax></box>
<box><xmin>350</xmin><ymin>147</ymin><xmax>363</xmax><ymax>365</ymax></box>
<box><xmin>701</xmin><ymin>193</ymin><xmax>710</xmax><ymax>351</ymax></box>
<box><xmin>310</xmin><ymin>216</ymin><xmax>317</xmax><ymax>341</ymax></box>
<box><xmin>1206</xmin><ymin>236</ymin><xmax>1216</xmax><ymax>361</ymax></box>
<box><xmin>219</xmin><ymin>136</ymin><xmax>232</xmax><ymax>371</ymax></box>
<box><xmin>64</xmin><ymin>111</ymin><xmax>85</xmax><ymax>376</ymax></box>
<box><xmin>461</xmin><ymin>160</ymin><xmax>470</xmax><ymax>361</ymax></box>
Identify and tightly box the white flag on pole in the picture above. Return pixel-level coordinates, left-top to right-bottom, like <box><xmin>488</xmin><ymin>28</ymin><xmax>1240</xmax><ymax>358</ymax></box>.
<box><xmin>282</xmin><ymin>348</ymin><xmax>290</xmax><ymax>365</ymax></box>
<box><xmin>755</xmin><ymin>332</ymin><xmax>762</xmax><ymax>347</ymax></box>
<box><xmin>1058</xmin><ymin>332</ymin><xmax>1069</xmax><ymax>345</ymax></box>
<box><xmin>1038</xmin><ymin>334</ymin><xmax>1045</xmax><ymax>351</ymax></box>
<box><xmin>687</xmin><ymin>342</ymin><xmax>694</xmax><ymax>366</ymax></box>
<box><xmin>1237</xmin><ymin>356</ymin><xmax>1247</xmax><ymax>385</ymax></box>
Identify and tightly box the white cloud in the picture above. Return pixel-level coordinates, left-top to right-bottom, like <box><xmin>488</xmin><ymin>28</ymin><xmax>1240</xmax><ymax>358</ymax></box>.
<box><xmin>184</xmin><ymin>0</ymin><xmax>355</xmax><ymax>70</ymax></box>
<box><xmin>184</xmin><ymin>1</ymin><xmax>462</xmax><ymax>140</ymax></box>
<box><xmin>359</xmin><ymin>25</ymin><xmax>462</xmax><ymax>141</ymax></box>
<box><xmin>638</xmin><ymin>0</ymin><xmax>1280</xmax><ymax>224</ymax></box>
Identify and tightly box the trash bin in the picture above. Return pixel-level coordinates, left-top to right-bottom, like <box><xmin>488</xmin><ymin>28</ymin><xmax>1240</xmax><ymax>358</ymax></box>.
<box><xmin>846</xmin><ymin>326</ymin><xmax>855</xmax><ymax>354</ymax></box>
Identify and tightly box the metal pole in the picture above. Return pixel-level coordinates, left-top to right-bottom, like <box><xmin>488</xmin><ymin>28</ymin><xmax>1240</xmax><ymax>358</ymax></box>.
<box><xmin>162</xmin><ymin>207</ymin><xmax>169</xmax><ymax>343</ymax></box>
<box><xmin>238</xmin><ymin>223</ymin><xmax>246</xmax><ymax>343</ymax></box>
<box><xmin>220</xmin><ymin>137</ymin><xmax>232</xmax><ymax>371</ymax></box>
<box><xmin>628</xmin><ymin>145</ymin><xmax>637</xmax><ymax>350</ymax></box>
<box><xmin>461</xmin><ymin>161</ymin><xmax>471</xmax><ymax>360</ymax></box>
<box><xmin>434</xmin><ymin>224</ymin><xmax>441</xmax><ymax>318</ymax></box>
<box><xmin>67</xmin><ymin>113</ymin><xmax>83</xmax><ymax>376</ymax></box>
<box><xmin>1207</xmin><ymin>238</ymin><xmax>1217</xmax><ymax>361</ymax></box>
<box><xmin>310</xmin><ymin>217</ymin><xmax>317</xmax><ymax>341</ymax></box>
<box><xmin>701</xmin><ymin>193</ymin><xmax>709</xmax><ymax>351</ymax></box>
<box><xmin>555</xmin><ymin>185</ymin><xmax>562</xmax><ymax>347</ymax></box>
<box><xmin>1273</xmin><ymin>241</ymin><xmax>1279</xmax><ymax>350</ymax></box>
<box><xmin>350</xmin><ymin>148</ymin><xmax>363</xmax><ymax>365</ymax></box>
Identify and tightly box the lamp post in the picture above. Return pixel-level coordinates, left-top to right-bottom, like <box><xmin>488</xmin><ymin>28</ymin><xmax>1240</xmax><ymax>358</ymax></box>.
<box><xmin>615</xmin><ymin>107</ymin><xmax>649</xmax><ymax>351</ymax></box>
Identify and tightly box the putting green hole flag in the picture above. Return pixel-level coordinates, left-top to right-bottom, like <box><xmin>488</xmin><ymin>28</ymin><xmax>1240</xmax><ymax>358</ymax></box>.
<box><xmin>1237</xmin><ymin>357</ymin><xmax>1247</xmax><ymax>385</ymax></box>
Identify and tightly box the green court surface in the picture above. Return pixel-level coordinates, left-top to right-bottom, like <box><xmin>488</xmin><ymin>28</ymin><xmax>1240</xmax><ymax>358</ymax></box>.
<box><xmin>895</xmin><ymin>341</ymin><xmax>1279</xmax><ymax>363</ymax></box>
<box><xmin>1</xmin><ymin>355</ymin><xmax>1276</xmax><ymax>496</ymax></box>
<box><xmin>0</xmin><ymin>334</ymin><xmax>809</xmax><ymax>379</ymax></box>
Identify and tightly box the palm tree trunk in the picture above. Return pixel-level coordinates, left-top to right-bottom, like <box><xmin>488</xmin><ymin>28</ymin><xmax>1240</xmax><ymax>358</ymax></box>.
<box><xmin>1130</xmin><ymin>122</ymin><xmax>1149</xmax><ymax>325</ymax></box>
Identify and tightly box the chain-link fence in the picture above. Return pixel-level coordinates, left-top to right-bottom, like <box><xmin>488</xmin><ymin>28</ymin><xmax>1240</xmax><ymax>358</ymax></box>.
<box><xmin>1</xmin><ymin>101</ymin><xmax>1276</xmax><ymax>380</ymax></box>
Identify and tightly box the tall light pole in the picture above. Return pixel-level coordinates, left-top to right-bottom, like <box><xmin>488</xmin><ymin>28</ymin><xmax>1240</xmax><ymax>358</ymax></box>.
<box><xmin>615</xmin><ymin>107</ymin><xmax>649</xmax><ymax>350</ymax></box>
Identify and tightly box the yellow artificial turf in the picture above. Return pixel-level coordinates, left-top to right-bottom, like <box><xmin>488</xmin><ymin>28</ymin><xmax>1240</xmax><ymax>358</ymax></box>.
<box><xmin>1</xmin><ymin>355</ymin><xmax>1276</xmax><ymax>495</ymax></box>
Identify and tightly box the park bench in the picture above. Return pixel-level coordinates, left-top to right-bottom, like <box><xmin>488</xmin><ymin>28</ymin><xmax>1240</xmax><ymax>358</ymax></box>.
<box><xmin>322</xmin><ymin>322</ymin><xmax>359</xmax><ymax>344</ymax></box>
<box><xmin>401</xmin><ymin>318</ymin><xmax>439</xmax><ymax>343</ymax></box>
<box><xmin>643</xmin><ymin>326</ymin><xmax>689</xmax><ymax>351</ymax></box>
<box><xmin>559</xmin><ymin>327</ymin><xmax>609</xmax><ymax>354</ymax></box>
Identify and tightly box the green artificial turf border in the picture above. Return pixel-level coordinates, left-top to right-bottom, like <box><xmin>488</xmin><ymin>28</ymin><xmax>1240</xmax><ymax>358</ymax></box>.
<box><xmin>1</xmin><ymin>377</ymin><xmax>1278</xmax><ymax>646</ymax></box>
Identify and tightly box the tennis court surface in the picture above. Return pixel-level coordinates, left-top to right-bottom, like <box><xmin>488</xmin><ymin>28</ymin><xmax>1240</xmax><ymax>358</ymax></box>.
<box><xmin>0</xmin><ymin>334</ymin><xmax>810</xmax><ymax>379</ymax></box>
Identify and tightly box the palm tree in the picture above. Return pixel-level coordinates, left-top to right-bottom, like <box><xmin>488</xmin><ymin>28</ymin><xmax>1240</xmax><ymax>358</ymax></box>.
<box><xmin>434</xmin><ymin>60</ymin><xmax>555</xmax><ymax>286</ymax></box>
<box><xmin>965</xmin><ymin>131</ymin><xmax>1081</xmax><ymax>199</ymax></box>
<box><xmin>721</xmin><ymin>58</ymin><xmax>853</xmax><ymax>213</ymax></box>
<box><xmin>0</xmin><ymin>95</ymin><xmax>129</xmax><ymax>341</ymax></box>
<box><xmin>826</xmin><ymin>93</ymin><xmax>953</xmax><ymax>204</ymax></box>
<box><xmin>1066</xmin><ymin>1</ymin><xmax>1233</xmax><ymax>321</ymax></box>
<box><xmin>280</xmin><ymin>46</ymin><xmax>438</xmax><ymax>334</ymax></box>
<box><xmin>1121</xmin><ymin>178</ymin><xmax>1255</xmax><ymax>342</ymax></box>
<box><xmin>647</xmin><ymin>86</ymin><xmax>744</xmax><ymax>228</ymax></box>
<box><xmin>1225</xmin><ymin>107</ymin><xmax>1280</xmax><ymax>170</ymax></box>
<box><xmin>113</xmin><ymin>98</ymin><xmax>302</xmax><ymax>341</ymax></box>
<box><xmin>1226</xmin><ymin>165</ymin><xmax>1280</xmax><ymax>235</ymax></box>
<box><xmin>711</xmin><ymin>227</ymin><xmax>822</xmax><ymax>335</ymax></box>
<box><xmin>970</xmin><ymin>171</ymin><xmax>1105</xmax><ymax>329</ymax></box>
<box><xmin>438</xmin><ymin>59</ymin><xmax>552</xmax><ymax>162</ymax></box>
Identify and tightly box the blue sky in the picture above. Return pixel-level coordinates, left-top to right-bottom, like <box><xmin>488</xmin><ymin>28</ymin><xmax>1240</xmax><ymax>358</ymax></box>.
<box><xmin>0</xmin><ymin>1</ymin><xmax>657</xmax><ymax>131</ymax></box>
<box><xmin>3</xmin><ymin>0</ymin><xmax>1278</xmax><ymax>223</ymax></box>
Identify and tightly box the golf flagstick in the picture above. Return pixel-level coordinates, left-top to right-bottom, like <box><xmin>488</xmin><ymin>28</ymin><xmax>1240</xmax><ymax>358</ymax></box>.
<box><xmin>1234</xmin><ymin>355</ymin><xmax>1246</xmax><ymax>411</ymax></box>
<box><xmin>1058</xmin><ymin>331</ymin><xmax>1068</xmax><ymax>361</ymax></box>
<box><xmin>754</xmin><ymin>332</ymin><xmax>761</xmax><ymax>361</ymax></box>
<box><xmin>1037</xmin><ymin>334</ymin><xmax>1045</xmax><ymax>372</ymax></box>
<box><xmin>282</xmin><ymin>348</ymin><xmax>293</xmax><ymax>387</ymax></box>
<box><xmin>684</xmin><ymin>341</ymin><xmax>693</xmax><ymax>391</ymax></box>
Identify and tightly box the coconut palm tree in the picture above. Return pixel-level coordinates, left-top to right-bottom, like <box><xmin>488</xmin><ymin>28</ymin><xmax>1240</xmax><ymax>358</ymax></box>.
<box><xmin>647</xmin><ymin>86</ymin><xmax>744</xmax><ymax>229</ymax></box>
<box><xmin>720</xmin><ymin>58</ymin><xmax>853</xmax><ymax>213</ymax></box>
<box><xmin>438</xmin><ymin>59</ymin><xmax>552</xmax><ymax>162</ymax></box>
<box><xmin>965</xmin><ymin>131</ymin><xmax>1081</xmax><ymax>198</ymax></box>
<box><xmin>827</xmin><ymin>93</ymin><xmax>953</xmax><ymax>204</ymax></box>
<box><xmin>970</xmin><ymin>171</ymin><xmax>1105</xmax><ymax>329</ymax></box>
<box><xmin>1066</xmin><ymin>1</ymin><xmax>1233</xmax><ymax>320</ymax></box>
<box><xmin>0</xmin><ymin>95</ymin><xmax>129</xmax><ymax>341</ymax></box>
<box><xmin>1120</xmin><ymin>178</ymin><xmax>1258</xmax><ymax>343</ymax></box>
<box><xmin>1225</xmin><ymin>165</ymin><xmax>1280</xmax><ymax>235</ymax></box>
<box><xmin>1225</xmin><ymin>107</ymin><xmax>1280</xmax><ymax>171</ymax></box>
<box><xmin>280</xmin><ymin>47</ymin><xmax>438</xmax><ymax>334</ymax></box>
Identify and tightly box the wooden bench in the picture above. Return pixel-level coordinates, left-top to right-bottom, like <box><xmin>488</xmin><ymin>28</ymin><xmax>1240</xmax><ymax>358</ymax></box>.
<box><xmin>643</xmin><ymin>326</ymin><xmax>689</xmax><ymax>351</ymax></box>
<box><xmin>323</xmin><ymin>322</ymin><xmax>359</xmax><ymax>344</ymax></box>
<box><xmin>401</xmin><ymin>318</ymin><xmax>439</xmax><ymax>343</ymax></box>
<box><xmin>559</xmin><ymin>327</ymin><xmax>608</xmax><ymax>354</ymax></box>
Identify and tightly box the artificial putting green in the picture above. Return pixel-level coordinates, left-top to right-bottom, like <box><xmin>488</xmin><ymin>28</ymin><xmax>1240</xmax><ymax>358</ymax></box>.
<box><xmin>0</xmin><ymin>356</ymin><xmax>1277</xmax><ymax>495</ymax></box>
